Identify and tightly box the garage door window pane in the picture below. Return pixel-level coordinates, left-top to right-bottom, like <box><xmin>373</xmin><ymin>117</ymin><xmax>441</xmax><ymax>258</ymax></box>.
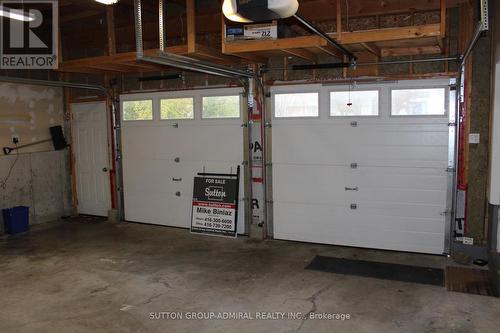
<box><xmin>330</xmin><ymin>90</ymin><xmax>379</xmax><ymax>116</ymax></box>
<box><xmin>202</xmin><ymin>96</ymin><xmax>240</xmax><ymax>118</ymax></box>
<box><xmin>123</xmin><ymin>100</ymin><xmax>153</xmax><ymax>121</ymax></box>
<box><xmin>392</xmin><ymin>88</ymin><xmax>446</xmax><ymax>115</ymax></box>
<box><xmin>160</xmin><ymin>98</ymin><xmax>194</xmax><ymax>120</ymax></box>
<box><xmin>274</xmin><ymin>93</ymin><xmax>318</xmax><ymax>117</ymax></box>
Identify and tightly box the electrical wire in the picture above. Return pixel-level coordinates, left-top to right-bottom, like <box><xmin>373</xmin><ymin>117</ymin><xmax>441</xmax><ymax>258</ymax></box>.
<box><xmin>0</xmin><ymin>143</ymin><xmax>19</xmax><ymax>190</ymax></box>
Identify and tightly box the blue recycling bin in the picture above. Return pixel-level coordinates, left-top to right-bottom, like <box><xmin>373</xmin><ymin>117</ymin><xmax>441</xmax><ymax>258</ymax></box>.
<box><xmin>2</xmin><ymin>206</ymin><xmax>29</xmax><ymax>235</ymax></box>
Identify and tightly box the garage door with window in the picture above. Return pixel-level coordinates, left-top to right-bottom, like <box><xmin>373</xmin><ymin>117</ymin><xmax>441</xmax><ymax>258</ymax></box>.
<box><xmin>121</xmin><ymin>88</ymin><xmax>247</xmax><ymax>234</ymax></box>
<box><xmin>271</xmin><ymin>80</ymin><xmax>453</xmax><ymax>254</ymax></box>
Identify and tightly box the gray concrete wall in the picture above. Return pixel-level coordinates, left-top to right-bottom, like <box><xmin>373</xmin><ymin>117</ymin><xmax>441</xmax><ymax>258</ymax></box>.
<box><xmin>0</xmin><ymin>150</ymin><xmax>72</xmax><ymax>232</ymax></box>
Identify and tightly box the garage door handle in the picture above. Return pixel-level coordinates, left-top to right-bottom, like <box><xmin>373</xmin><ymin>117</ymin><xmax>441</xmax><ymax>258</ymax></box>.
<box><xmin>345</xmin><ymin>186</ymin><xmax>358</xmax><ymax>191</ymax></box>
<box><xmin>172</xmin><ymin>178</ymin><xmax>182</xmax><ymax>182</ymax></box>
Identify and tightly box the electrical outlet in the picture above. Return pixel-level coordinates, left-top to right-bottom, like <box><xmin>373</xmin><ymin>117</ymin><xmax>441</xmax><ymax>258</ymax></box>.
<box><xmin>11</xmin><ymin>135</ymin><xmax>19</xmax><ymax>144</ymax></box>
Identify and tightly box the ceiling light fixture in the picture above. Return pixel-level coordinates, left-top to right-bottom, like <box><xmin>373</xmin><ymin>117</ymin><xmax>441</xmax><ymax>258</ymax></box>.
<box><xmin>222</xmin><ymin>0</ymin><xmax>252</xmax><ymax>23</ymax></box>
<box><xmin>94</xmin><ymin>0</ymin><xmax>119</xmax><ymax>5</ymax></box>
<box><xmin>0</xmin><ymin>7</ymin><xmax>35</xmax><ymax>21</ymax></box>
<box><xmin>222</xmin><ymin>0</ymin><xmax>298</xmax><ymax>23</ymax></box>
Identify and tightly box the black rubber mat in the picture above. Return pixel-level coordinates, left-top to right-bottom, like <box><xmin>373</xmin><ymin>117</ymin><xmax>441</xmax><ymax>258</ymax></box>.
<box><xmin>306</xmin><ymin>255</ymin><xmax>444</xmax><ymax>286</ymax></box>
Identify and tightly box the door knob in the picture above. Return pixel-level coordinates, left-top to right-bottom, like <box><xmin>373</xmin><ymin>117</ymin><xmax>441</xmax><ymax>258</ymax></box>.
<box><xmin>102</xmin><ymin>167</ymin><xmax>108</xmax><ymax>172</ymax></box>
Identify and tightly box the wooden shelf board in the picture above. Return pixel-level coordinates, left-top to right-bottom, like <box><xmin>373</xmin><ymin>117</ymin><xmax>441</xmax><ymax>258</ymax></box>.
<box><xmin>59</xmin><ymin>44</ymin><xmax>238</xmax><ymax>74</ymax></box>
<box><xmin>223</xmin><ymin>24</ymin><xmax>443</xmax><ymax>61</ymax></box>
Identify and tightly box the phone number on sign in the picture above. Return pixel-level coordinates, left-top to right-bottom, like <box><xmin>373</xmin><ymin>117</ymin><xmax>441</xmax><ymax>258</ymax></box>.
<box><xmin>200</xmin><ymin>217</ymin><xmax>233</xmax><ymax>230</ymax></box>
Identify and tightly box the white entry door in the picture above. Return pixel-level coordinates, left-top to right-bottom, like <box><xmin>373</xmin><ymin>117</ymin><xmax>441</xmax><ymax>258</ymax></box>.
<box><xmin>271</xmin><ymin>81</ymin><xmax>452</xmax><ymax>254</ymax></box>
<box><xmin>120</xmin><ymin>88</ymin><xmax>246</xmax><ymax>234</ymax></box>
<box><xmin>72</xmin><ymin>102</ymin><xmax>111</xmax><ymax>216</ymax></box>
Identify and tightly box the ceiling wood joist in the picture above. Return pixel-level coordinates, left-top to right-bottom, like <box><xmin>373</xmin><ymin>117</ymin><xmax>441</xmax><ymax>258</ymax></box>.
<box><xmin>59</xmin><ymin>0</ymin><xmax>459</xmax><ymax>74</ymax></box>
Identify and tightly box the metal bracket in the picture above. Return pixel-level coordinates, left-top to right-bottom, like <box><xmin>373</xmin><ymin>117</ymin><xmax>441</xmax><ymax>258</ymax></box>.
<box><xmin>241</xmin><ymin>122</ymin><xmax>248</xmax><ymax>128</ymax></box>
<box><xmin>480</xmin><ymin>0</ymin><xmax>489</xmax><ymax>31</ymax></box>
<box><xmin>350</xmin><ymin>121</ymin><xmax>358</xmax><ymax>127</ymax></box>
<box><xmin>350</xmin><ymin>162</ymin><xmax>358</xmax><ymax>169</ymax></box>
<box><xmin>448</xmin><ymin>122</ymin><xmax>457</xmax><ymax>127</ymax></box>
<box><xmin>264</xmin><ymin>122</ymin><xmax>272</xmax><ymax>128</ymax></box>
<box><xmin>350</xmin><ymin>203</ymin><xmax>357</xmax><ymax>210</ymax></box>
<box><xmin>172</xmin><ymin>123</ymin><xmax>179</xmax><ymax>128</ymax></box>
<box><xmin>446</xmin><ymin>167</ymin><xmax>455</xmax><ymax>172</ymax></box>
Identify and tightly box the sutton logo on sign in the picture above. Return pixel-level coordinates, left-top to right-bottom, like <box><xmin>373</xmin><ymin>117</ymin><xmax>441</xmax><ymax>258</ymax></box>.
<box><xmin>0</xmin><ymin>0</ymin><xmax>58</xmax><ymax>69</ymax></box>
<box><xmin>204</xmin><ymin>186</ymin><xmax>227</xmax><ymax>201</ymax></box>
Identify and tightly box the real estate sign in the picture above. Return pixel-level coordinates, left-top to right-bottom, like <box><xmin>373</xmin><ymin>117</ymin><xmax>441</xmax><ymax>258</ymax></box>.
<box><xmin>191</xmin><ymin>176</ymin><xmax>239</xmax><ymax>237</ymax></box>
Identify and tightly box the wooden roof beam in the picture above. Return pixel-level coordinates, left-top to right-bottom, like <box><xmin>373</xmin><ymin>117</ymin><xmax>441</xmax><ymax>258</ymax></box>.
<box><xmin>360</xmin><ymin>42</ymin><xmax>381</xmax><ymax>57</ymax></box>
<box><xmin>380</xmin><ymin>45</ymin><xmax>442</xmax><ymax>57</ymax></box>
<box><xmin>298</xmin><ymin>0</ymin><xmax>466</xmax><ymax>20</ymax></box>
<box><xmin>329</xmin><ymin>24</ymin><xmax>441</xmax><ymax>44</ymax></box>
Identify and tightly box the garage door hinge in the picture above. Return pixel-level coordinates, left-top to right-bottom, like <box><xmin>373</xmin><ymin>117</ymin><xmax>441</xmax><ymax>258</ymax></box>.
<box><xmin>446</xmin><ymin>167</ymin><xmax>455</xmax><ymax>172</ymax></box>
<box><xmin>350</xmin><ymin>121</ymin><xmax>358</xmax><ymax>127</ymax></box>
<box><xmin>448</xmin><ymin>122</ymin><xmax>456</xmax><ymax>127</ymax></box>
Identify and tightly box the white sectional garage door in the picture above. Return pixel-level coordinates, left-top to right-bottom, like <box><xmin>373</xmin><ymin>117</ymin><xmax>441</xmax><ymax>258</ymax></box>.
<box><xmin>271</xmin><ymin>81</ymin><xmax>452</xmax><ymax>254</ymax></box>
<box><xmin>121</xmin><ymin>88</ymin><xmax>246</xmax><ymax>234</ymax></box>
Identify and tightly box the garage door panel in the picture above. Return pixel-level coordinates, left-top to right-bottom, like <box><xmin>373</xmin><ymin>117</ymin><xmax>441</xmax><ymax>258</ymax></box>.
<box><xmin>274</xmin><ymin>203</ymin><xmax>445</xmax><ymax>254</ymax></box>
<box><xmin>273</xmin><ymin>141</ymin><xmax>448</xmax><ymax>166</ymax></box>
<box><xmin>272</xmin><ymin>124</ymin><xmax>448</xmax><ymax>147</ymax></box>
<box><xmin>273</xmin><ymin>166</ymin><xmax>447</xmax><ymax>206</ymax></box>
<box><xmin>273</xmin><ymin>164</ymin><xmax>447</xmax><ymax>191</ymax></box>
<box><xmin>123</xmin><ymin>126</ymin><xmax>242</xmax><ymax>162</ymax></box>
<box><xmin>122</xmin><ymin>158</ymin><xmax>175</xmax><ymax>194</ymax></box>
<box><xmin>125</xmin><ymin>192</ymin><xmax>191</xmax><ymax>228</ymax></box>
<box><xmin>273</xmin><ymin>199</ymin><xmax>444</xmax><ymax>219</ymax></box>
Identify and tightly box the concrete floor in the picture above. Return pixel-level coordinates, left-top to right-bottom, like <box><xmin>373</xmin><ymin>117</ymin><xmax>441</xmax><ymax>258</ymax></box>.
<box><xmin>0</xmin><ymin>218</ymin><xmax>499</xmax><ymax>333</ymax></box>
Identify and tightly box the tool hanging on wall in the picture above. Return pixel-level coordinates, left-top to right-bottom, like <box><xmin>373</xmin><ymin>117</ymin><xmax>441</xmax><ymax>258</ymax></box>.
<box><xmin>2</xmin><ymin>125</ymin><xmax>68</xmax><ymax>155</ymax></box>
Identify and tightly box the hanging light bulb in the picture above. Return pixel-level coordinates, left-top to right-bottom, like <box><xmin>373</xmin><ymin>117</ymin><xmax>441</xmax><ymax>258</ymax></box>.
<box><xmin>222</xmin><ymin>0</ymin><xmax>252</xmax><ymax>23</ymax></box>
